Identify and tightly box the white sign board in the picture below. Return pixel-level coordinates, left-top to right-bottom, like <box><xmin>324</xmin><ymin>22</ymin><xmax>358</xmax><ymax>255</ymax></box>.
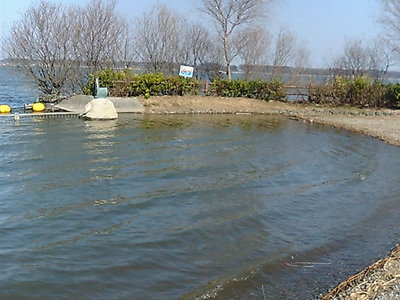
<box><xmin>179</xmin><ymin>65</ymin><xmax>194</xmax><ymax>78</ymax></box>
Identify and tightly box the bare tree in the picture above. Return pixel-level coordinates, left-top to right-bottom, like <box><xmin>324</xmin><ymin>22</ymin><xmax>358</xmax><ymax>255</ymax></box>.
<box><xmin>331</xmin><ymin>38</ymin><xmax>392</xmax><ymax>79</ymax></box>
<box><xmin>331</xmin><ymin>39</ymin><xmax>369</xmax><ymax>77</ymax></box>
<box><xmin>182</xmin><ymin>23</ymin><xmax>212</xmax><ymax>67</ymax></box>
<box><xmin>236</xmin><ymin>26</ymin><xmax>269</xmax><ymax>79</ymax></box>
<box><xmin>2</xmin><ymin>0</ymin><xmax>131</xmax><ymax>95</ymax></box>
<box><xmin>197</xmin><ymin>39</ymin><xmax>224</xmax><ymax>81</ymax></box>
<box><xmin>133</xmin><ymin>3</ymin><xmax>183</xmax><ymax>74</ymax></box>
<box><xmin>367</xmin><ymin>38</ymin><xmax>393</xmax><ymax>79</ymax></box>
<box><xmin>199</xmin><ymin>0</ymin><xmax>272</xmax><ymax>79</ymax></box>
<box><xmin>181</xmin><ymin>22</ymin><xmax>223</xmax><ymax>80</ymax></box>
<box><xmin>381</xmin><ymin>0</ymin><xmax>400</xmax><ymax>55</ymax></box>
<box><xmin>75</xmin><ymin>0</ymin><xmax>130</xmax><ymax>73</ymax></box>
<box><xmin>118</xmin><ymin>24</ymin><xmax>136</xmax><ymax>69</ymax></box>
<box><xmin>267</xmin><ymin>28</ymin><xmax>311</xmax><ymax>85</ymax></box>
<box><xmin>292</xmin><ymin>41</ymin><xmax>310</xmax><ymax>69</ymax></box>
<box><xmin>271</xmin><ymin>29</ymin><xmax>296</xmax><ymax>70</ymax></box>
<box><xmin>2</xmin><ymin>1</ymin><xmax>78</xmax><ymax>94</ymax></box>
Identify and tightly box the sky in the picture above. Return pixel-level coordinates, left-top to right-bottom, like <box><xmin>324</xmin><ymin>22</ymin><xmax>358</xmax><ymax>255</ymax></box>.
<box><xmin>0</xmin><ymin>0</ymin><xmax>385</xmax><ymax>68</ymax></box>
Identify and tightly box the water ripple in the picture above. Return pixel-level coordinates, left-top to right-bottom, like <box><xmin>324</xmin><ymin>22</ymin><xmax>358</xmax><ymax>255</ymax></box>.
<box><xmin>0</xmin><ymin>114</ymin><xmax>399</xmax><ymax>300</ymax></box>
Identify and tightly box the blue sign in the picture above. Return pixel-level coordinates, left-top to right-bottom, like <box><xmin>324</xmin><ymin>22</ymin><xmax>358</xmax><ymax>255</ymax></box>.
<box><xmin>179</xmin><ymin>65</ymin><xmax>194</xmax><ymax>78</ymax></box>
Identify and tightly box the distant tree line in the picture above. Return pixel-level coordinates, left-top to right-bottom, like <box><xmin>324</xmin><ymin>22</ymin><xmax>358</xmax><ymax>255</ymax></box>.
<box><xmin>2</xmin><ymin>0</ymin><xmax>400</xmax><ymax>95</ymax></box>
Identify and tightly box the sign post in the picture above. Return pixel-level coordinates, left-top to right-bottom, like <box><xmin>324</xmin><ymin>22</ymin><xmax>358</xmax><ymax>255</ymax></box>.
<box><xmin>179</xmin><ymin>65</ymin><xmax>194</xmax><ymax>78</ymax></box>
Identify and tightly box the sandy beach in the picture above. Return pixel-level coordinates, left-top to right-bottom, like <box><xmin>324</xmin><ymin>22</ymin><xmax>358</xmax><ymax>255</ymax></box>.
<box><xmin>139</xmin><ymin>95</ymin><xmax>400</xmax><ymax>299</ymax></box>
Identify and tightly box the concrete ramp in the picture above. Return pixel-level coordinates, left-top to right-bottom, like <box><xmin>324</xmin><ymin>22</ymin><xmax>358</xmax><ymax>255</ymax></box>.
<box><xmin>55</xmin><ymin>95</ymin><xmax>94</xmax><ymax>113</ymax></box>
<box><xmin>108</xmin><ymin>97</ymin><xmax>145</xmax><ymax>113</ymax></box>
<box><xmin>55</xmin><ymin>95</ymin><xmax>145</xmax><ymax>114</ymax></box>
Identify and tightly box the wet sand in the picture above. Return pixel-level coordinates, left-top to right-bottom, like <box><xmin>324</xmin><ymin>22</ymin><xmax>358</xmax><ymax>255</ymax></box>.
<box><xmin>139</xmin><ymin>95</ymin><xmax>400</xmax><ymax>299</ymax></box>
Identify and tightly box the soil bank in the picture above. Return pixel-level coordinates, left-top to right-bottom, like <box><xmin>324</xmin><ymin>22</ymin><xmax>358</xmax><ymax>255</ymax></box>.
<box><xmin>139</xmin><ymin>95</ymin><xmax>400</xmax><ymax>147</ymax></box>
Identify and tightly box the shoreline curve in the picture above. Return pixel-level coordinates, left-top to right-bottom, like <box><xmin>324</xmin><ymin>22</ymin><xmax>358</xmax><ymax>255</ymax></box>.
<box><xmin>138</xmin><ymin>95</ymin><xmax>400</xmax><ymax>299</ymax></box>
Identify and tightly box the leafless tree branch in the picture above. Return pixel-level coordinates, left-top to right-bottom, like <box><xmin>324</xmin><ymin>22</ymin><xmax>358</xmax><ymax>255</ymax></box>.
<box><xmin>199</xmin><ymin>0</ymin><xmax>273</xmax><ymax>79</ymax></box>
<box><xmin>2</xmin><ymin>0</ymin><xmax>131</xmax><ymax>95</ymax></box>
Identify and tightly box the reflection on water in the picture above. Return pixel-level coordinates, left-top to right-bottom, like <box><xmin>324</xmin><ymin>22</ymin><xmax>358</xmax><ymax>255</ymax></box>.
<box><xmin>84</xmin><ymin>120</ymin><xmax>118</xmax><ymax>167</ymax></box>
<box><xmin>84</xmin><ymin>119</ymin><xmax>118</xmax><ymax>134</ymax></box>
<box><xmin>0</xmin><ymin>115</ymin><xmax>399</xmax><ymax>300</ymax></box>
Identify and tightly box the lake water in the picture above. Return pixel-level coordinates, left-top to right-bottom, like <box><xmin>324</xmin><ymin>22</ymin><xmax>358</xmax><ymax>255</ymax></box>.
<box><xmin>0</xmin><ymin>66</ymin><xmax>39</xmax><ymax>109</ymax></box>
<box><xmin>1</xmin><ymin>67</ymin><xmax>400</xmax><ymax>299</ymax></box>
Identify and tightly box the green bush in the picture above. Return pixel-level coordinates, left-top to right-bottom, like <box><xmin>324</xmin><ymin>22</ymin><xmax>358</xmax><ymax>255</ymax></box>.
<box><xmin>308</xmin><ymin>76</ymin><xmax>397</xmax><ymax>109</ymax></box>
<box><xmin>162</xmin><ymin>76</ymin><xmax>199</xmax><ymax>96</ymax></box>
<box><xmin>129</xmin><ymin>73</ymin><xmax>166</xmax><ymax>96</ymax></box>
<box><xmin>212</xmin><ymin>79</ymin><xmax>285</xmax><ymax>102</ymax></box>
<box><xmin>84</xmin><ymin>69</ymin><xmax>285</xmax><ymax>102</ymax></box>
<box><xmin>84</xmin><ymin>69</ymin><xmax>199</xmax><ymax>97</ymax></box>
<box><xmin>83</xmin><ymin>69</ymin><xmax>133</xmax><ymax>95</ymax></box>
<box><xmin>386</xmin><ymin>84</ymin><xmax>400</xmax><ymax>109</ymax></box>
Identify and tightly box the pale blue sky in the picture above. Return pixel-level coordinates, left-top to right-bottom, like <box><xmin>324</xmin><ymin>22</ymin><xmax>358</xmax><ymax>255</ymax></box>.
<box><xmin>0</xmin><ymin>0</ymin><xmax>384</xmax><ymax>68</ymax></box>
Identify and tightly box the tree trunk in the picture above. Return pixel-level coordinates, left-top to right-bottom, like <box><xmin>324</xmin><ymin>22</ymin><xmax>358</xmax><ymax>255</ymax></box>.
<box><xmin>223</xmin><ymin>35</ymin><xmax>232</xmax><ymax>80</ymax></box>
<box><xmin>226</xmin><ymin>62</ymin><xmax>232</xmax><ymax>80</ymax></box>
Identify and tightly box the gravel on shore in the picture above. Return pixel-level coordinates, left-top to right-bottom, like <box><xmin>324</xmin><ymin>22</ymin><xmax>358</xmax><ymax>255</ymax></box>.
<box><xmin>322</xmin><ymin>246</ymin><xmax>400</xmax><ymax>300</ymax></box>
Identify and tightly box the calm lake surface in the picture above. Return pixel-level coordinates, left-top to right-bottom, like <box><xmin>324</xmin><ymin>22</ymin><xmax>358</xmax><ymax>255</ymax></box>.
<box><xmin>1</xmin><ymin>67</ymin><xmax>400</xmax><ymax>299</ymax></box>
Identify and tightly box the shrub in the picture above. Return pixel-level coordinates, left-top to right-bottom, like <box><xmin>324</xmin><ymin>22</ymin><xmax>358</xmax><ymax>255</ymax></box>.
<box><xmin>386</xmin><ymin>84</ymin><xmax>400</xmax><ymax>109</ymax></box>
<box><xmin>212</xmin><ymin>79</ymin><xmax>285</xmax><ymax>101</ymax></box>
<box><xmin>162</xmin><ymin>76</ymin><xmax>199</xmax><ymax>96</ymax></box>
<box><xmin>129</xmin><ymin>73</ymin><xmax>166</xmax><ymax>96</ymax></box>
<box><xmin>83</xmin><ymin>68</ymin><xmax>133</xmax><ymax>96</ymax></box>
<box><xmin>84</xmin><ymin>69</ymin><xmax>199</xmax><ymax>97</ymax></box>
<box><xmin>308</xmin><ymin>76</ymin><xmax>397</xmax><ymax>109</ymax></box>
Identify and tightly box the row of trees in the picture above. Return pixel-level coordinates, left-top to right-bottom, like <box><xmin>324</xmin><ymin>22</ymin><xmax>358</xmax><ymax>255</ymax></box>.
<box><xmin>1</xmin><ymin>0</ymin><xmax>312</xmax><ymax>94</ymax></box>
<box><xmin>3</xmin><ymin>0</ymin><xmax>130</xmax><ymax>94</ymax></box>
<box><xmin>327</xmin><ymin>0</ymin><xmax>400</xmax><ymax>79</ymax></box>
<box><xmin>2</xmin><ymin>0</ymin><xmax>400</xmax><ymax>95</ymax></box>
<box><xmin>331</xmin><ymin>38</ymin><xmax>392</xmax><ymax>79</ymax></box>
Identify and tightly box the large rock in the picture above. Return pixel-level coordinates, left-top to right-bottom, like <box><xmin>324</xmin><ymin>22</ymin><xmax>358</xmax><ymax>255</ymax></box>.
<box><xmin>81</xmin><ymin>98</ymin><xmax>118</xmax><ymax>120</ymax></box>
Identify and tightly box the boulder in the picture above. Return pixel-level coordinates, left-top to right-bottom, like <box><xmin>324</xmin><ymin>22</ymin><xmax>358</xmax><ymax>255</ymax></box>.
<box><xmin>81</xmin><ymin>98</ymin><xmax>118</xmax><ymax>120</ymax></box>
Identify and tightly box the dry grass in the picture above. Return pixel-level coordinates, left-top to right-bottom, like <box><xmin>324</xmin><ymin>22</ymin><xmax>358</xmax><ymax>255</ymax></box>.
<box><xmin>138</xmin><ymin>95</ymin><xmax>298</xmax><ymax>114</ymax></box>
<box><xmin>321</xmin><ymin>246</ymin><xmax>400</xmax><ymax>300</ymax></box>
<box><xmin>138</xmin><ymin>95</ymin><xmax>400</xmax><ymax>147</ymax></box>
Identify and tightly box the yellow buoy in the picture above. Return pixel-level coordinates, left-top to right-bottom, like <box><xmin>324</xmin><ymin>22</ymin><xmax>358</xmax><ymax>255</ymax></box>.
<box><xmin>0</xmin><ymin>105</ymin><xmax>12</xmax><ymax>113</ymax></box>
<box><xmin>32</xmin><ymin>102</ymin><xmax>45</xmax><ymax>112</ymax></box>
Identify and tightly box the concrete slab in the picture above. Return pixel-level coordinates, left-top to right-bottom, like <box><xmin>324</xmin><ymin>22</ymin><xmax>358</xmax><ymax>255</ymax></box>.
<box><xmin>55</xmin><ymin>95</ymin><xmax>145</xmax><ymax>114</ymax></box>
<box><xmin>108</xmin><ymin>97</ymin><xmax>145</xmax><ymax>113</ymax></box>
<box><xmin>55</xmin><ymin>95</ymin><xmax>94</xmax><ymax>113</ymax></box>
